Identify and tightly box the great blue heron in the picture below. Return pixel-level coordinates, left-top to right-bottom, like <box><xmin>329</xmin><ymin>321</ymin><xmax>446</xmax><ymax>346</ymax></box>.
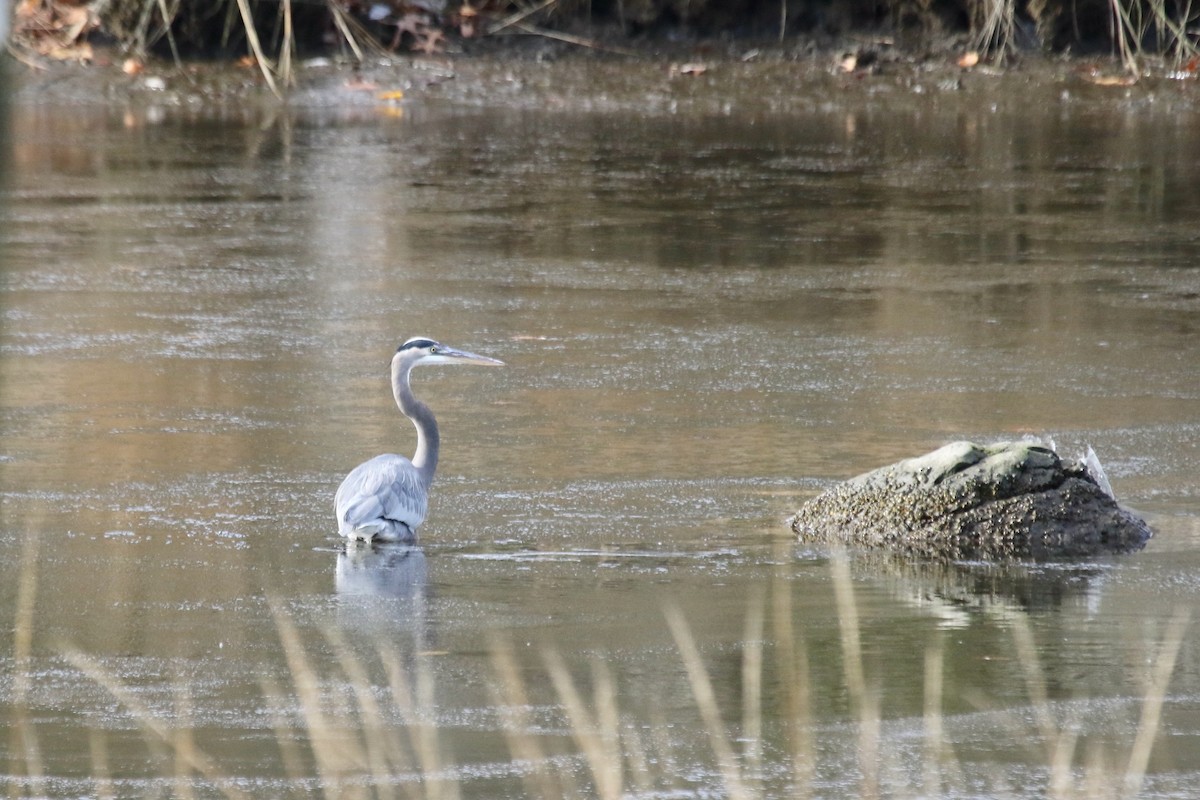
<box><xmin>335</xmin><ymin>337</ymin><xmax>504</xmax><ymax>542</ymax></box>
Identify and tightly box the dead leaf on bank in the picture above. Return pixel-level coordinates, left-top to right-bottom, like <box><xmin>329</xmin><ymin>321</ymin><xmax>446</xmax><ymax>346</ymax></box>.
<box><xmin>344</xmin><ymin>76</ymin><xmax>379</xmax><ymax>92</ymax></box>
<box><xmin>376</xmin><ymin>90</ymin><xmax>405</xmax><ymax>102</ymax></box>
<box><xmin>392</xmin><ymin>12</ymin><xmax>428</xmax><ymax>43</ymax></box>
<box><xmin>12</xmin><ymin>0</ymin><xmax>100</xmax><ymax>61</ymax></box>
<box><xmin>45</xmin><ymin>41</ymin><xmax>92</xmax><ymax>62</ymax></box>
<box><xmin>456</xmin><ymin>3</ymin><xmax>480</xmax><ymax>38</ymax></box>
<box><xmin>668</xmin><ymin>62</ymin><xmax>708</xmax><ymax>78</ymax></box>
<box><xmin>412</xmin><ymin>28</ymin><xmax>446</xmax><ymax>55</ymax></box>
<box><xmin>838</xmin><ymin>53</ymin><xmax>858</xmax><ymax>72</ymax></box>
<box><xmin>1082</xmin><ymin>71</ymin><xmax>1138</xmax><ymax>86</ymax></box>
<box><xmin>957</xmin><ymin>51</ymin><xmax>980</xmax><ymax>68</ymax></box>
<box><xmin>122</xmin><ymin>57</ymin><xmax>144</xmax><ymax>75</ymax></box>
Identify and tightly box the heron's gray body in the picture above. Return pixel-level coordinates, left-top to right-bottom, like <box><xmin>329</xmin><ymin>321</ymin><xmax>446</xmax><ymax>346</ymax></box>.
<box><xmin>335</xmin><ymin>337</ymin><xmax>502</xmax><ymax>543</ymax></box>
<box><xmin>335</xmin><ymin>454</ymin><xmax>427</xmax><ymax>541</ymax></box>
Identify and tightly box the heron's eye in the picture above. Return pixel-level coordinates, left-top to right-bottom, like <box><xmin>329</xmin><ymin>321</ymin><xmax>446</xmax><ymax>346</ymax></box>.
<box><xmin>429</xmin><ymin>346</ymin><xmax>438</xmax><ymax>353</ymax></box>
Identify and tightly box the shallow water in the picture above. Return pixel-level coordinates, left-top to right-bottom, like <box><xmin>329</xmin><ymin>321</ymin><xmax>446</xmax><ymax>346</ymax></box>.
<box><xmin>2</xmin><ymin>62</ymin><xmax>1200</xmax><ymax>797</ymax></box>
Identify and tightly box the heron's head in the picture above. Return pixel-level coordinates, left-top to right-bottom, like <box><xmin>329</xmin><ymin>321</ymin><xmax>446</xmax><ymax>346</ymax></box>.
<box><xmin>395</xmin><ymin>337</ymin><xmax>505</xmax><ymax>368</ymax></box>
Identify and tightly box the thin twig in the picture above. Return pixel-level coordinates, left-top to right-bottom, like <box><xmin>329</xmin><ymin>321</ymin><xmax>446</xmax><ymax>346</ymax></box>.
<box><xmin>155</xmin><ymin>0</ymin><xmax>184</xmax><ymax>71</ymax></box>
<box><xmin>504</xmin><ymin>21</ymin><xmax>641</xmax><ymax>56</ymax></box>
<box><xmin>487</xmin><ymin>0</ymin><xmax>560</xmax><ymax>34</ymax></box>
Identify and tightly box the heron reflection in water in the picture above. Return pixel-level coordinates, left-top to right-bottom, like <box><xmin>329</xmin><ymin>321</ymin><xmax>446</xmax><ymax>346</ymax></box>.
<box><xmin>337</xmin><ymin>543</ymin><xmax>428</xmax><ymax>598</ymax></box>
<box><xmin>335</xmin><ymin>337</ymin><xmax>504</xmax><ymax>542</ymax></box>
<box><xmin>336</xmin><ymin>545</ymin><xmax>431</xmax><ymax>646</ymax></box>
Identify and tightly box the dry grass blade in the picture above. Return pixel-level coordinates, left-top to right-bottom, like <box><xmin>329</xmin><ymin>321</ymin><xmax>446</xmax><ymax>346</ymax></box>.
<box><xmin>542</xmin><ymin>649</ymin><xmax>623</xmax><ymax>800</ymax></box>
<box><xmin>831</xmin><ymin>556</ymin><xmax>865</xmax><ymax>705</ymax></box>
<box><xmin>154</xmin><ymin>0</ymin><xmax>184</xmax><ymax>70</ymax></box>
<box><xmin>380</xmin><ymin>649</ymin><xmax>459</xmax><ymax>800</ymax></box>
<box><xmin>325</xmin><ymin>0</ymin><xmax>365</xmax><ymax>62</ymax></box>
<box><xmin>270</xmin><ymin>602</ymin><xmax>359</xmax><ymax>791</ymax></box>
<box><xmin>87</xmin><ymin>729</ymin><xmax>116</xmax><ymax>800</ymax></box>
<box><xmin>591</xmin><ymin>660</ymin><xmax>623</xmax><ymax>797</ymax></box>
<box><xmin>173</xmin><ymin>683</ymin><xmax>198</xmax><ymax>800</ymax></box>
<box><xmin>973</xmin><ymin>0</ymin><xmax>1017</xmax><ymax>59</ymax></box>
<box><xmin>62</xmin><ymin>648</ymin><xmax>252</xmax><ymax>800</ymax></box>
<box><xmin>259</xmin><ymin>676</ymin><xmax>308</xmax><ymax>786</ymax></box>
<box><xmin>320</xmin><ymin>627</ymin><xmax>404</xmax><ymax>800</ymax></box>
<box><xmin>741</xmin><ymin>587</ymin><xmax>765</xmax><ymax>793</ymax></box>
<box><xmin>1152</xmin><ymin>0</ymin><xmax>1200</xmax><ymax>65</ymax></box>
<box><xmin>922</xmin><ymin>639</ymin><xmax>945</xmax><ymax>796</ymax></box>
<box><xmin>645</xmin><ymin>704</ymin><xmax>683</xmax><ymax>795</ymax></box>
<box><xmin>9</xmin><ymin>530</ymin><xmax>44</xmax><ymax>796</ymax></box>
<box><xmin>619</xmin><ymin>716</ymin><xmax>655</xmax><ymax>798</ymax></box>
<box><xmin>772</xmin><ymin>571</ymin><xmax>814</xmax><ymax>797</ymax></box>
<box><xmin>831</xmin><ymin>555</ymin><xmax>880</xmax><ymax>799</ymax></box>
<box><xmin>1122</xmin><ymin>608</ymin><xmax>1190</xmax><ymax>798</ymax></box>
<box><xmin>1108</xmin><ymin>0</ymin><xmax>1142</xmax><ymax>76</ymax></box>
<box><xmin>279</xmin><ymin>0</ymin><xmax>294</xmax><ymax>88</ymax></box>
<box><xmin>414</xmin><ymin>656</ymin><xmax>457</xmax><ymax>800</ymax></box>
<box><xmin>1048</xmin><ymin>726</ymin><xmax>1080</xmax><ymax>800</ymax></box>
<box><xmin>488</xmin><ymin>638</ymin><xmax>561</xmax><ymax>798</ymax></box>
<box><xmin>233</xmin><ymin>0</ymin><xmax>281</xmax><ymax>99</ymax></box>
<box><xmin>1011</xmin><ymin>617</ymin><xmax>1059</xmax><ymax>751</ymax></box>
<box><xmin>663</xmin><ymin>604</ymin><xmax>750</xmax><ymax>800</ymax></box>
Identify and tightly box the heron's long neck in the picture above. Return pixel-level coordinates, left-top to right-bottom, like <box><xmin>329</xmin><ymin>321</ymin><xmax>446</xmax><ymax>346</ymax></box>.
<box><xmin>393</xmin><ymin>360</ymin><xmax>438</xmax><ymax>487</ymax></box>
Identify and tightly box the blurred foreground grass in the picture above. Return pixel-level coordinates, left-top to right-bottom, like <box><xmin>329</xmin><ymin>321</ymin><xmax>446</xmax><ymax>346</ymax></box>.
<box><xmin>6</xmin><ymin>530</ymin><xmax>1190</xmax><ymax>799</ymax></box>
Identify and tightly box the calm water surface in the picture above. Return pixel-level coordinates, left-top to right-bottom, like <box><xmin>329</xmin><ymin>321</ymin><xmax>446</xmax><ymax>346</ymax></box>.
<box><xmin>2</xmin><ymin>64</ymin><xmax>1200</xmax><ymax>797</ymax></box>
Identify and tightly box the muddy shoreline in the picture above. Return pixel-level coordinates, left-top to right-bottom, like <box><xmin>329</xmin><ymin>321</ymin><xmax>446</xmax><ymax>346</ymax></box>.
<box><xmin>8</xmin><ymin>50</ymin><xmax>1200</xmax><ymax>121</ymax></box>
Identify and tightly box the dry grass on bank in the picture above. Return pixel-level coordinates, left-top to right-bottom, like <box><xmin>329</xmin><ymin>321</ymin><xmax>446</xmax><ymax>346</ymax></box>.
<box><xmin>6</xmin><ymin>530</ymin><xmax>1192</xmax><ymax>799</ymax></box>
<box><xmin>7</xmin><ymin>0</ymin><xmax>1200</xmax><ymax>90</ymax></box>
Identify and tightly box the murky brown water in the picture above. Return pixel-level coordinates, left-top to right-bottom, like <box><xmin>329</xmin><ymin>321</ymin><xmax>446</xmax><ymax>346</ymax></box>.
<box><xmin>3</xmin><ymin>61</ymin><xmax>1200</xmax><ymax>797</ymax></box>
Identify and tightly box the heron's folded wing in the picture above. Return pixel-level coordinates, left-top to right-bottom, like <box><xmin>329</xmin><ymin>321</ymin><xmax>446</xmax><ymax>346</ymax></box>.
<box><xmin>336</xmin><ymin>455</ymin><xmax>427</xmax><ymax>530</ymax></box>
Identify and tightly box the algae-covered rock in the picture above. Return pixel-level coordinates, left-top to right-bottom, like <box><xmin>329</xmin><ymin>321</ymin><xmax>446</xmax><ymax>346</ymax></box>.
<box><xmin>790</xmin><ymin>441</ymin><xmax>1152</xmax><ymax>560</ymax></box>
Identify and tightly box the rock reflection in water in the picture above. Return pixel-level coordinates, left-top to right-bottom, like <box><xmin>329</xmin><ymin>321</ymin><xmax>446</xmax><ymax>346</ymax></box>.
<box><xmin>858</xmin><ymin>553</ymin><xmax>1105</xmax><ymax>629</ymax></box>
